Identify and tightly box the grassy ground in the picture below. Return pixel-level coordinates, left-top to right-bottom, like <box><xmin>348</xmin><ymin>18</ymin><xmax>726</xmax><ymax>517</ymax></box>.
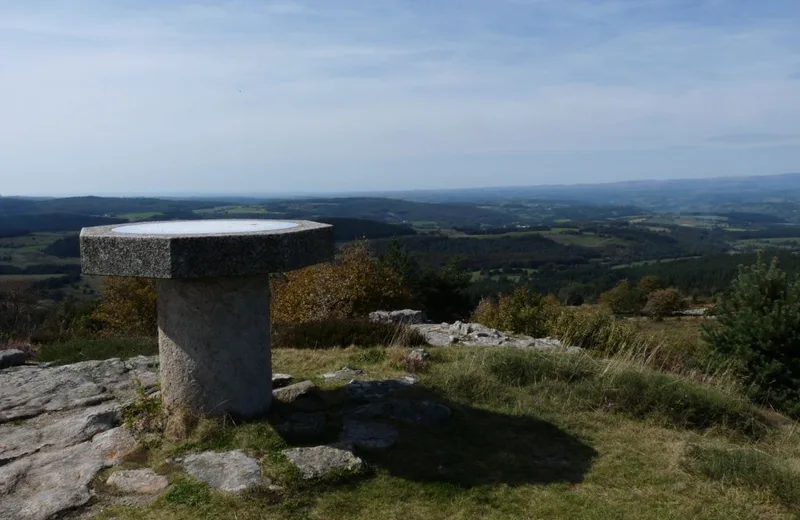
<box><xmin>88</xmin><ymin>345</ymin><xmax>800</xmax><ymax>520</ymax></box>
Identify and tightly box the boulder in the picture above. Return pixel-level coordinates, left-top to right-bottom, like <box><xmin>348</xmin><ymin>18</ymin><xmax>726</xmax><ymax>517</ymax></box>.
<box><xmin>369</xmin><ymin>309</ymin><xmax>427</xmax><ymax>325</ymax></box>
<box><xmin>283</xmin><ymin>445</ymin><xmax>363</xmax><ymax>479</ymax></box>
<box><xmin>0</xmin><ymin>349</ymin><xmax>27</xmax><ymax>370</ymax></box>
<box><xmin>107</xmin><ymin>468</ymin><xmax>169</xmax><ymax>495</ymax></box>
<box><xmin>180</xmin><ymin>450</ymin><xmax>266</xmax><ymax>493</ymax></box>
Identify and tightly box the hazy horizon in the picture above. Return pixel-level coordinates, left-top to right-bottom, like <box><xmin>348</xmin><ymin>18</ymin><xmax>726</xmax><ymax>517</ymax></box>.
<box><xmin>5</xmin><ymin>170</ymin><xmax>799</xmax><ymax>199</ymax></box>
<box><xmin>2</xmin><ymin>1</ymin><xmax>799</xmax><ymax>195</ymax></box>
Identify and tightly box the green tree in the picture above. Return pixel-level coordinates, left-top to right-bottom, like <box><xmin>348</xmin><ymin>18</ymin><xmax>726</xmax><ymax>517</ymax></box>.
<box><xmin>642</xmin><ymin>288</ymin><xmax>686</xmax><ymax>319</ymax></box>
<box><xmin>600</xmin><ymin>280</ymin><xmax>644</xmax><ymax>315</ymax></box>
<box><xmin>703</xmin><ymin>253</ymin><xmax>800</xmax><ymax>417</ymax></box>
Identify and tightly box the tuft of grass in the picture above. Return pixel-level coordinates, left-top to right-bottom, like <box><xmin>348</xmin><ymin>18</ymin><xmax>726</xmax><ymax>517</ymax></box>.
<box><xmin>485</xmin><ymin>348</ymin><xmax>595</xmax><ymax>386</ymax></box>
<box><xmin>582</xmin><ymin>369</ymin><xmax>770</xmax><ymax>439</ymax></box>
<box><xmin>686</xmin><ymin>444</ymin><xmax>800</xmax><ymax>513</ymax></box>
<box><xmin>36</xmin><ymin>336</ymin><xmax>158</xmax><ymax>364</ymax></box>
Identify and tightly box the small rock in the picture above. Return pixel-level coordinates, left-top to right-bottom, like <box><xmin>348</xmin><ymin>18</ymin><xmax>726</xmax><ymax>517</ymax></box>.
<box><xmin>182</xmin><ymin>450</ymin><xmax>265</xmax><ymax>493</ymax></box>
<box><xmin>283</xmin><ymin>445</ymin><xmax>363</xmax><ymax>479</ymax></box>
<box><xmin>272</xmin><ymin>373</ymin><xmax>294</xmax><ymax>389</ymax></box>
<box><xmin>405</xmin><ymin>348</ymin><xmax>430</xmax><ymax>365</ymax></box>
<box><xmin>321</xmin><ymin>366</ymin><xmax>366</xmax><ymax>381</ymax></box>
<box><xmin>340</xmin><ymin>420</ymin><xmax>398</xmax><ymax>450</ymax></box>
<box><xmin>106</xmin><ymin>469</ymin><xmax>169</xmax><ymax>494</ymax></box>
<box><xmin>274</xmin><ymin>412</ymin><xmax>326</xmax><ymax>437</ymax></box>
<box><xmin>272</xmin><ymin>381</ymin><xmax>324</xmax><ymax>411</ymax></box>
<box><xmin>0</xmin><ymin>349</ymin><xmax>27</xmax><ymax>370</ymax></box>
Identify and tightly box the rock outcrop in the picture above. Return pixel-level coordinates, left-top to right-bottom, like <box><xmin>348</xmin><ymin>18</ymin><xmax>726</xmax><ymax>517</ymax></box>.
<box><xmin>0</xmin><ymin>357</ymin><xmax>156</xmax><ymax>520</ymax></box>
<box><xmin>369</xmin><ymin>309</ymin><xmax>427</xmax><ymax>325</ymax></box>
<box><xmin>412</xmin><ymin>321</ymin><xmax>579</xmax><ymax>351</ymax></box>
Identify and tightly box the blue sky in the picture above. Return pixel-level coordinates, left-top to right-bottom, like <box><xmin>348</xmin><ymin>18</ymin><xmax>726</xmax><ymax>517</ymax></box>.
<box><xmin>1</xmin><ymin>0</ymin><xmax>799</xmax><ymax>195</ymax></box>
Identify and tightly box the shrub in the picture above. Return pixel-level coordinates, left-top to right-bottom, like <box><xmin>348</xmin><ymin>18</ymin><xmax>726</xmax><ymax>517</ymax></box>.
<box><xmin>703</xmin><ymin>253</ymin><xmax>800</xmax><ymax>417</ymax></box>
<box><xmin>271</xmin><ymin>241</ymin><xmax>411</xmax><ymax>324</ymax></box>
<box><xmin>271</xmin><ymin>319</ymin><xmax>426</xmax><ymax>349</ymax></box>
<box><xmin>472</xmin><ymin>287</ymin><xmax>559</xmax><ymax>337</ymax></box>
<box><xmin>642</xmin><ymin>288</ymin><xmax>686</xmax><ymax>319</ymax></box>
<box><xmin>600</xmin><ymin>280</ymin><xmax>644</xmax><ymax>315</ymax></box>
<box><xmin>548</xmin><ymin>307</ymin><xmax>645</xmax><ymax>352</ymax></box>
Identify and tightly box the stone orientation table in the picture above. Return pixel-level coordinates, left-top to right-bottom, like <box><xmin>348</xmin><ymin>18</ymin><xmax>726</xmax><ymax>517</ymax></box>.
<box><xmin>80</xmin><ymin>219</ymin><xmax>333</xmax><ymax>420</ymax></box>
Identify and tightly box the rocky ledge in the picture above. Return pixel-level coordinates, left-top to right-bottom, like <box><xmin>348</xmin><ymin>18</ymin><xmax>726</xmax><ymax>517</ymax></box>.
<box><xmin>0</xmin><ymin>356</ymin><xmax>159</xmax><ymax>520</ymax></box>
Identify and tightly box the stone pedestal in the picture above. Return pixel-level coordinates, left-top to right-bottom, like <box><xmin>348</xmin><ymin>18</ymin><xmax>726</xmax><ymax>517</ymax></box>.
<box><xmin>79</xmin><ymin>219</ymin><xmax>334</xmax><ymax>421</ymax></box>
<box><xmin>157</xmin><ymin>276</ymin><xmax>272</xmax><ymax>418</ymax></box>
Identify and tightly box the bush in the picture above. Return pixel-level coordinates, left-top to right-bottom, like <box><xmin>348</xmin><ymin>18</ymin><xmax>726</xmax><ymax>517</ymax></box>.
<box><xmin>548</xmin><ymin>307</ymin><xmax>644</xmax><ymax>352</ymax></box>
<box><xmin>472</xmin><ymin>287</ymin><xmax>559</xmax><ymax>337</ymax></box>
<box><xmin>271</xmin><ymin>241</ymin><xmax>411</xmax><ymax>324</ymax></box>
<box><xmin>642</xmin><ymin>288</ymin><xmax>686</xmax><ymax>318</ymax></box>
<box><xmin>271</xmin><ymin>319</ymin><xmax>426</xmax><ymax>349</ymax></box>
<box><xmin>703</xmin><ymin>253</ymin><xmax>800</xmax><ymax>417</ymax></box>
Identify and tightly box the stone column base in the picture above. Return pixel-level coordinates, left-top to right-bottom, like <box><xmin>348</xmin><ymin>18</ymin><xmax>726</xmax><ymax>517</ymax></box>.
<box><xmin>157</xmin><ymin>276</ymin><xmax>272</xmax><ymax>420</ymax></box>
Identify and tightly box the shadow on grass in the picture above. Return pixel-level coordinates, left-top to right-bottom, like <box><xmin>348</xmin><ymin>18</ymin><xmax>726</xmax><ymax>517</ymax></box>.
<box><xmin>271</xmin><ymin>385</ymin><xmax>598</xmax><ymax>489</ymax></box>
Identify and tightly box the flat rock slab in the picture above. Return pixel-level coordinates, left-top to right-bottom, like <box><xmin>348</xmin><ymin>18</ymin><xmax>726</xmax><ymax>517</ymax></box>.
<box><xmin>321</xmin><ymin>366</ymin><xmax>366</xmax><ymax>381</ymax></box>
<box><xmin>344</xmin><ymin>400</ymin><xmax>452</xmax><ymax>429</ymax></box>
<box><xmin>345</xmin><ymin>378</ymin><xmax>417</xmax><ymax>401</ymax></box>
<box><xmin>275</xmin><ymin>411</ymin><xmax>326</xmax><ymax>438</ymax></box>
<box><xmin>107</xmin><ymin>469</ymin><xmax>169</xmax><ymax>495</ymax></box>
<box><xmin>340</xmin><ymin>420</ymin><xmax>398</xmax><ymax>450</ymax></box>
<box><xmin>283</xmin><ymin>445</ymin><xmax>363</xmax><ymax>479</ymax></box>
<box><xmin>0</xmin><ymin>356</ymin><xmax>158</xmax><ymax>424</ymax></box>
<box><xmin>180</xmin><ymin>450</ymin><xmax>266</xmax><ymax>493</ymax></box>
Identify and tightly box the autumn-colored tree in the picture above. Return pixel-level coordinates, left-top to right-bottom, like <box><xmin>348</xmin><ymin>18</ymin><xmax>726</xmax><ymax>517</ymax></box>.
<box><xmin>87</xmin><ymin>277</ymin><xmax>158</xmax><ymax>337</ymax></box>
<box><xmin>638</xmin><ymin>275</ymin><xmax>664</xmax><ymax>295</ymax></box>
<box><xmin>271</xmin><ymin>241</ymin><xmax>411</xmax><ymax>324</ymax></box>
